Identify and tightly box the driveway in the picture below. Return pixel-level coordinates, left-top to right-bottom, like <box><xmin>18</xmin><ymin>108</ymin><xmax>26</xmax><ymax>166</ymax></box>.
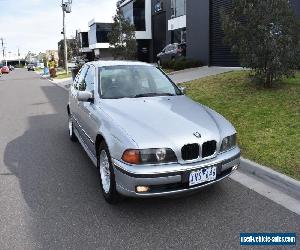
<box><xmin>169</xmin><ymin>66</ymin><xmax>243</xmax><ymax>84</ymax></box>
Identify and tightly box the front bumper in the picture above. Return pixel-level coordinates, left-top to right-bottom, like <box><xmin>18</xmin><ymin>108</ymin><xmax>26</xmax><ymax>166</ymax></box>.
<box><xmin>113</xmin><ymin>147</ymin><xmax>240</xmax><ymax>197</ymax></box>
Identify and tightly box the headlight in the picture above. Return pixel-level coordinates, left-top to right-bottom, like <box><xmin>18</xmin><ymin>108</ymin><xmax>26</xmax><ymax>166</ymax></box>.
<box><xmin>122</xmin><ymin>148</ymin><xmax>177</xmax><ymax>164</ymax></box>
<box><xmin>220</xmin><ymin>134</ymin><xmax>237</xmax><ymax>152</ymax></box>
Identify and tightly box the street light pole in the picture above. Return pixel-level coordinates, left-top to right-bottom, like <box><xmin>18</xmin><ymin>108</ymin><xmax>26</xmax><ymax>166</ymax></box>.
<box><xmin>1</xmin><ymin>37</ymin><xmax>6</xmax><ymax>66</ymax></box>
<box><xmin>62</xmin><ymin>0</ymin><xmax>69</xmax><ymax>75</ymax></box>
<box><xmin>18</xmin><ymin>48</ymin><xmax>20</xmax><ymax>66</ymax></box>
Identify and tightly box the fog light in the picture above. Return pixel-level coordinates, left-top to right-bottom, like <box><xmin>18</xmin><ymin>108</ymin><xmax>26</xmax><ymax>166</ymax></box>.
<box><xmin>136</xmin><ymin>186</ymin><xmax>150</xmax><ymax>193</ymax></box>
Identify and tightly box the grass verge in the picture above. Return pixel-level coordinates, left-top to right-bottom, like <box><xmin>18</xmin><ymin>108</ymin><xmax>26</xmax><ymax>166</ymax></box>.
<box><xmin>182</xmin><ymin>71</ymin><xmax>300</xmax><ymax>180</ymax></box>
<box><xmin>55</xmin><ymin>71</ymin><xmax>71</xmax><ymax>79</ymax></box>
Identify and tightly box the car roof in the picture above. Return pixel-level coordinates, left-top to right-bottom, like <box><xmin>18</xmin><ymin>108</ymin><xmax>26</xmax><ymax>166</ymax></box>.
<box><xmin>86</xmin><ymin>60</ymin><xmax>153</xmax><ymax>68</ymax></box>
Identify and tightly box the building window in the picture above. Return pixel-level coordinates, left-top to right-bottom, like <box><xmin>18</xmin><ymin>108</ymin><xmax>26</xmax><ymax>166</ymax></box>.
<box><xmin>81</xmin><ymin>32</ymin><xmax>89</xmax><ymax>48</ymax></box>
<box><xmin>96</xmin><ymin>31</ymin><xmax>109</xmax><ymax>43</ymax></box>
<box><xmin>121</xmin><ymin>0</ymin><xmax>146</xmax><ymax>31</ymax></box>
<box><xmin>171</xmin><ymin>0</ymin><xmax>186</xmax><ymax>18</ymax></box>
<box><xmin>171</xmin><ymin>27</ymin><xmax>186</xmax><ymax>43</ymax></box>
<box><xmin>133</xmin><ymin>0</ymin><xmax>146</xmax><ymax>31</ymax></box>
<box><xmin>122</xmin><ymin>1</ymin><xmax>134</xmax><ymax>24</ymax></box>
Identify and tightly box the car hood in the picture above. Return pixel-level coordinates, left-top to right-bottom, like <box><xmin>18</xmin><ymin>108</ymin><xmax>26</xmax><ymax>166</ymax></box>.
<box><xmin>100</xmin><ymin>95</ymin><xmax>232</xmax><ymax>152</ymax></box>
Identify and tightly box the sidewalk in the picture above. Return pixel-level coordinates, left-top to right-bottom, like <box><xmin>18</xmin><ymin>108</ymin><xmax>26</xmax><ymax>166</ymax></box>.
<box><xmin>51</xmin><ymin>77</ymin><xmax>72</xmax><ymax>89</ymax></box>
<box><xmin>168</xmin><ymin>66</ymin><xmax>243</xmax><ymax>84</ymax></box>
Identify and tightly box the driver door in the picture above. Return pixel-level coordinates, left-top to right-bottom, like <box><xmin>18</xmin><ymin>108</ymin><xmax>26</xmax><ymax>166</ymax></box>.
<box><xmin>77</xmin><ymin>65</ymin><xmax>98</xmax><ymax>154</ymax></box>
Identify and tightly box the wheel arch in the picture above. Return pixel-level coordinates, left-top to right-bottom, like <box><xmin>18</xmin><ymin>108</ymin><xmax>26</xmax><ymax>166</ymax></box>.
<box><xmin>95</xmin><ymin>133</ymin><xmax>107</xmax><ymax>157</ymax></box>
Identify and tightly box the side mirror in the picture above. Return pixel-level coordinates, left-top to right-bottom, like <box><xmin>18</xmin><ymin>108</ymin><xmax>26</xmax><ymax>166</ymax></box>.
<box><xmin>179</xmin><ymin>86</ymin><xmax>186</xmax><ymax>94</ymax></box>
<box><xmin>77</xmin><ymin>91</ymin><xmax>94</xmax><ymax>102</ymax></box>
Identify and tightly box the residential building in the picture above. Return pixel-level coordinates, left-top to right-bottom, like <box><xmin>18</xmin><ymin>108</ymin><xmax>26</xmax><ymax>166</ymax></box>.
<box><xmin>76</xmin><ymin>29</ymin><xmax>94</xmax><ymax>61</ymax></box>
<box><xmin>119</xmin><ymin>0</ymin><xmax>300</xmax><ymax>66</ymax></box>
<box><xmin>118</xmin><ymin>0</ymin><xmax>152</xmax><ymax>61</ymax></box>
<box><xmin>88</xmin><ymin>19</ymin><xmax>113</xmax><ymax>59</ymax></box>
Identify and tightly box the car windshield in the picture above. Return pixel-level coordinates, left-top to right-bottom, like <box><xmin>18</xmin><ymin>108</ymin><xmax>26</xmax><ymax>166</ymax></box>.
<box><xmin>99</xmin><ymin>65</ymin><xmax>182</xmax><ymax>99</ymax></box>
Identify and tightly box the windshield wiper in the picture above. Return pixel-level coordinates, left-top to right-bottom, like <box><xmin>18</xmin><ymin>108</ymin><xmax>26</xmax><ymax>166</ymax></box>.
<box><xmin>134</xmin><ymin>93</ymin><xmax>176</xmax><ymax>98</ymax></box>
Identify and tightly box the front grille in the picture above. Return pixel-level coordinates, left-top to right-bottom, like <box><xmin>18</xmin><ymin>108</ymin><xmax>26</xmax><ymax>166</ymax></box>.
<box><xmin>202</xmin><ymin>140</ymin><xmax>217</xmax><ymax>158</ymax></box>
<box><xmin>181</xmin><ymin>144</ymin><xmax>199</xmax><ymax>160</ymax></box>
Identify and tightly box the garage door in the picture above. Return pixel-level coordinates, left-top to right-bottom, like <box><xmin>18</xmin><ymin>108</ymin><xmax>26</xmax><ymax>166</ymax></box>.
<box><xmin>209</xmin><ymin>0</ymin><xmax>240</xmax><ymax>66</ymax></box>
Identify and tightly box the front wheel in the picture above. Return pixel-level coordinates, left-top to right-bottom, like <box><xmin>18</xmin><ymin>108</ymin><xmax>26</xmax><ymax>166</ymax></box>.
<box><xmin>97</xmin><ymin>142</ymin><xmax>119</xmax><ymax>204</ymax></box>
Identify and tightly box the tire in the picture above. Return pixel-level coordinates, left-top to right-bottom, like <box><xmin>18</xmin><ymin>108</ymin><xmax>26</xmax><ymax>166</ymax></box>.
<box><xmin>68</xmin><ymin>116</ymin><xmax>77</xmax><ymax>142</ymax></box>
<box><xmin>97</xmin><ymin>141</ymin><xmax>119</xmax><ymax>204</ymax></box>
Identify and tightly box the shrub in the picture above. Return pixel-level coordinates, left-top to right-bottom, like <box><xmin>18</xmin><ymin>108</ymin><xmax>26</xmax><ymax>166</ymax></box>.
<box><xmin>222</xmin><ymin>0</ymin><xmax>300</xmax><ymax>88</ymax></box>
<box><xmin>162</xmin><ymin>58</ymin><xmax>202</xmax><ymax>71</ymax></box>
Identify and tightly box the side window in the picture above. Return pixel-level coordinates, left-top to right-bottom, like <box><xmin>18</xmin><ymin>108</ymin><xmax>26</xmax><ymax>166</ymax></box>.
<box><xmin>73</xmin><ymin>68</ymin><xmax>82</xmax><ymax>89</ymax></box>
<box><xmin>84</xmin><ymin>66</ymin><xmax>95</xmax><ymax>93</ymax></box>
<box><xmin>78</xmin><ymin>65</ymin><xmax>89</xmax><ymax>91</ymax></box>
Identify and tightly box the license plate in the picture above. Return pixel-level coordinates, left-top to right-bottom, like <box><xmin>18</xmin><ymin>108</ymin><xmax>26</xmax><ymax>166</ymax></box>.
<box><xmin>189</xmin><ymin>166</ymin><xmax>217</xmax><ymax>186</ymax></box>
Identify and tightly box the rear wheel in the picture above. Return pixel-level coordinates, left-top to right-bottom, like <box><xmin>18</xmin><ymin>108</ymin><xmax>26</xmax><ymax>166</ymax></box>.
<box><xmin>97</xmin><ymin>142</ymin><xmax>119</xmax><ymax>204</ymax></box>
<box><xmin>68</xmin><ymin>116</ymin><xmax>77</xmax><ymax>142</ymax></box>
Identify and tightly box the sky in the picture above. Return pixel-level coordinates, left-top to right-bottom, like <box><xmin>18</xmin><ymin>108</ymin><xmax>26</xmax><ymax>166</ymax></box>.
<box><xmin>0</xmin><ymin>0</ymin><xmax>117</xmax><ymax>59</ymax></box>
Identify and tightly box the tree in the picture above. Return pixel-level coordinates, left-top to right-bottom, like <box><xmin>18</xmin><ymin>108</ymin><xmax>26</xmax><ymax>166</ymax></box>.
<box><xmin>222</xmin><ymin>0</ymin><xmax>300</xmax><ymax>87</ymax></box>
<box><xmin>108</xmin><ymin>9</ymin><xmax>137</xmax><ymax>60</ymax></box>
<box><xmin>58</xmin><ymin>38</ymin><xmax>80</xmax><ymax>67</ymax></box>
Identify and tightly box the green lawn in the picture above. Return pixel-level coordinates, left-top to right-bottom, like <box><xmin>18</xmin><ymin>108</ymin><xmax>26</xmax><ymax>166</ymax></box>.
<box><xmin>55</xmin><ymin>71</ymin><xmax>71</xmax><ymax>79</ymax></box>
<box><xmin>182</xmin><ymin>71</ymin><xmax>300</xmax><ymax>180</ymax></box>
<box><xmin>34</xmin><ymin>67</ymin><xmax>43</xmax><ymax>73</ymax></box>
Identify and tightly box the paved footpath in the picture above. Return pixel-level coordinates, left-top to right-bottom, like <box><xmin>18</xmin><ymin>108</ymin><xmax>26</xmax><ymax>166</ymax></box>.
<box><xmin>0</xmin><ymin>69</ymin><xmax>299</xmax><ymax>249</ymax></box>
<box><xmin>169</xmin><ymin>66</ymin><xmax>243</xmax><ymax>84</ymax></box>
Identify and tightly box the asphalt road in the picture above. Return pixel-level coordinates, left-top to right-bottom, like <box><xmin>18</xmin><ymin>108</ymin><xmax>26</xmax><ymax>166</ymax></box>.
<box><xmin>0</xmin><ymin>69</ymin><xmax>299</xmax><ymax>250</ymax></box>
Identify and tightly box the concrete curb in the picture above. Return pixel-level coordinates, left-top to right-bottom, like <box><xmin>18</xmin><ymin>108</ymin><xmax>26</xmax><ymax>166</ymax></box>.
<box><xmin>239</xmin><ymin>157</ymin><xmax>300</xmax><ymax>195</ymax></box>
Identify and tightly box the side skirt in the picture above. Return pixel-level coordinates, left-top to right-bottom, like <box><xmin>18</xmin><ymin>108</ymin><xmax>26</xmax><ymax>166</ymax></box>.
<box><xmin>74</xmin><ymin>127</ymin><xmax>97</xmax><ymax>167</ymax></box>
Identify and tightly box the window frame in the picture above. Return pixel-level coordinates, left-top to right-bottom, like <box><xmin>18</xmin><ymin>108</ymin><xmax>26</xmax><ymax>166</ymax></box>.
<box><xmin>83</xmin><ymin>65</ymin><xmax>96</xmax><ymax>93</ymax></box>
<box><xmin>98</xmin><ymin>65</ymin><xmax>183</xmax><ymax>99</ymax></box>
<box><xmin>76</xmin><ymin>64</ymin><xmax>89</xmax><ymax>91</ymax></box>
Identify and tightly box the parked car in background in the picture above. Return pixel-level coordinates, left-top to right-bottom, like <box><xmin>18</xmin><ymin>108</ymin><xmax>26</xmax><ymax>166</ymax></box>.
<box><xmin>157</xmin><ymin>43</ymin><xmax>186</xmax><ymax>66</ymax></box>
<box><xmin>67</xmin><ymin>61</ymin><xmax>240</xmax><ymax>203</ymax></box>
<box><xmin>27</xmin><ymin>64</ymin><xmax>35</xmax><ymax>71</ymax></box>
<box><xmin>1</xmin><ymin>66</ymin><xmax>10</xmax><ymax>74</ymax></box>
